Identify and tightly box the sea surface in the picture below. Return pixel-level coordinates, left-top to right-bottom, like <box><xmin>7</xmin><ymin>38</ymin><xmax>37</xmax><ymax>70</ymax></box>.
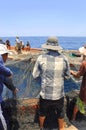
<box><xmin>1</xmin><ymin>36</ymin><xmax>86</xmax><ymax>50</ymax></box>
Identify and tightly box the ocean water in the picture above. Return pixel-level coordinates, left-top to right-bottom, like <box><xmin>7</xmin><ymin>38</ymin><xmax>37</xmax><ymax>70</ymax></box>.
<box><xmin>1</xmin><ymin>36</ymin><xmax>86</xmax><ymax>50</ymax></box>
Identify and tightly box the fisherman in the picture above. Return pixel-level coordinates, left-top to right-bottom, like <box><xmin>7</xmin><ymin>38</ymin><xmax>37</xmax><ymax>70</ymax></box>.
<box><xmin>15</xmin><ymin>36</ymin><xmax>22</xmax><ymax>54</ymax></box>
<box><xmin>20</xmin><ymin>40</ymin><xmax>25</xmax><ymax>50</ymax></box>
<box><xmin>26</xmin><ymin>41</ymin><xmax>30</xmax><ymax>51</ymax></box>
<box><xmin>5</xmin><ymin>40</ymin><xmax>11</xmax><ymax>50</ymax></box>
<box><xmin>0</xmin><ymin>38</ymin><xmax>4</xmax><ymax>44</ymax></box>
<box><xmin>71</xmin><ymin>44</ymin><xmax>86</xmax><ymax>120</ymax></box>
<box><xmin>0</xmin><ymin>44</ymin><xmax>18</xmax><ymax>130</ymax></box>
<box><xmin>32</xmin><ymin>37</ymin><xmax>70</xmax><ymax>130</ymax></box>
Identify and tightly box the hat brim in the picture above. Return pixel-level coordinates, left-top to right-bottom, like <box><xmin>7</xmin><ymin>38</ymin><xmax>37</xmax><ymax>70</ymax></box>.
<box><xmin>42</xmin><ymin>44</ymin><xmax>63</xmax><ymax>51</ymax></box>
<box><xmin>79</xmin><ymin>47</ymin><xmax>86</xmax><ymax>55</ymax></box>
<box><xmin>0</xmin><ymin>50</ymin><xmax>15</xmax><ymax>55</ymax></box>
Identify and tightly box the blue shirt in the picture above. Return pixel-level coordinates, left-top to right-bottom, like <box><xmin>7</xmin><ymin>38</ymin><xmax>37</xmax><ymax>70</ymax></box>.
<box><xmin>32</xmin><ymin>51</ymin><xmax>70</xmax><ymax>100</ymax></box>
<box><xmin>0</xmin><ymin>55</ymin><xmax>12</xmax><ymax>102</ymax></box>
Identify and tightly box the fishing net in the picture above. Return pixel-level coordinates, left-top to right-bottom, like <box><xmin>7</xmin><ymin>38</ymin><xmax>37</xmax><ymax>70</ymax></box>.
<box><xmin>1</xmin><ymin>51</ymin><xmax>82</xmax><ymax>130</ymax></box>
<box><xmin>1</xmin><ymin>53</ymin><xmax>41</xmax><ymax>130</ymax></box>
<box><xmin>4</xmin><ymin>54</ymin><xmax>41</xmax><ymax>99</ymax></box>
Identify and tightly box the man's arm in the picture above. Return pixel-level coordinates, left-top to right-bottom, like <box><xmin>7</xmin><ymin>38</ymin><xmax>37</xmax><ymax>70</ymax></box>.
<box><xmin>32</xmin><ymin>56</ymin><xmax>41</xmax><ymax>79</ymax></box>
<box><xmin>4</xmin><ymin>77</ymin><xmax>18</xmax><ymax>94</ymax></box>
<box><xmin>70</xmin><ymin>70</ymin><xmax>80</xmax><ymax>78</ymax></box>
<box><xmin>64</xmin><ymin>56</ymin><xmax>71</xmax><ymax>79</ymax></box>
<box><xmin>70</xmin><ymin>62</ymin><xmax>85</xmax><ymax>78</ymax></box>
<box><xmin>0</xmin><ymin>63</ymin><xmax>13</xmax><ymax>77</ymax></box>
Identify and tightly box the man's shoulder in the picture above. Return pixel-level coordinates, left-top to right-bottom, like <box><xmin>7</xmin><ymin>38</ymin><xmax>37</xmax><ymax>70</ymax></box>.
<box><xmin>62</xmin><ymin>54</ymin><xmax>69</xmax><ymax>61</ymax></box>
<box><xmin>37</xmin><ymin>53</ymin><xmax>46</xmax><ymax>59</ymax></box>
<box><xmin>82</xmin><ymin>60</ymin><xmax>86</xmax><ymax>66</ymax></box>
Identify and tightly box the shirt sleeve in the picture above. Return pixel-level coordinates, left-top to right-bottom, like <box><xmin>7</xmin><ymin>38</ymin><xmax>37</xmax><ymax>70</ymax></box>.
<box><xmin>4</xmin><ymin>77</ymin><xmax>16</xmax><ymax>91</ymax></box>
<box><xmin>32</xmin><ymin>56</ymin><xmax>41</xmax><ymax>79</ymax></box>
<box><xmin>64</xmin><ymin>56</ymin><xmax>70</xmax><ymax>79</ymax></box>
<box><xmin>77</xmin><ymin>62</ymin><xmax>85</xmax><ymax>76</ymax></box>
<box><xmin>0</xmin><ymin>63</ymin><xmax>12</xmax><ymax>77</ymax></box>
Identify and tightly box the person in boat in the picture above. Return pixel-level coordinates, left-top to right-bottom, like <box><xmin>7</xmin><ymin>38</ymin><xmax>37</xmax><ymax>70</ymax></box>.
<box><xmin>15</xmin><ymin>36</ymin><xmax>22</xmax><ymax>54</ymax></box>
<box><xmin>15</xmin><ymin>36</ymin><xmax>20</xmax><ymax>43</ymax></box>
<box><xmin>70</xmin><ymin>45</ymin><xmax>86</xmax><ymax>120</ymax></box>
<box><xmin>0</xmin><ymin>38</ymin><xmax>4</xmax><ymax>44</ymax></box>
<box><xmin>5</xmin><ymin>40</ymin><xmax>11</xmax><ymax>50</ymax></box>
<box><xmin>32</xmin><ymin>37</ymin><xmax>70</xmax><ymax>130</ymax></box>
<box><xmin>0</xmin><ymin>44</ymin><xmax>18</xmax><ymax>130</ymax></box>
<box><xmin>20</xmin><ymin>40</ymin><xmax>25</xmax><ymax>50</ymax></box>
<box><xmin>26</xmin><ymin>41</ymin><xmax>30</xmax><ymax>51</ymax></box>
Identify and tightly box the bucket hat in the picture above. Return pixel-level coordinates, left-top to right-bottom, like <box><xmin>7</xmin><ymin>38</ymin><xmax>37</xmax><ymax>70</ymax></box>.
<box><xmin>0</xmin><ymin>44</ymin><xmax>12</xmax><ymax>55</ymax></box>
<box><xmin>79</xmin><ymin>44</ymin><xmax>86</xmax><ymax>56</ymax></box>
<box><xmin>42</xmin><ymin>36</ymin><xmax>63</xmax><ymax>51</ymax></box>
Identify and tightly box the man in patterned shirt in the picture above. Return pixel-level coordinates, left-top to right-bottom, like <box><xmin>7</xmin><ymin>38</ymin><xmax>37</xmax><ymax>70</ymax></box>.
<box><xmin>32</xmin><ymin>37</ymin><xmax>70</xmax><ymax>130</ymax></box>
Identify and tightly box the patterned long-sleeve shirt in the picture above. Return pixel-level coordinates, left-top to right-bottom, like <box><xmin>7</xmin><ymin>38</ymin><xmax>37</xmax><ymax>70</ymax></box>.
<box><xmin>32</xmin><ymin>51</ymin><xmax>70</xmax><ymax>100</ymax></box>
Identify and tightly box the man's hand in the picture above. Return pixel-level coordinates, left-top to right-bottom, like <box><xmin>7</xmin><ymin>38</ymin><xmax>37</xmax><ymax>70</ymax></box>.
<box><xmin>13</xmin><ymin>88</ymin><xmax>19</xmax><ymax>94</ymax></box>
<box><xmin>70</xmin><ymin>70</ymin><xmax>80</xmax><ymax>78</ymax></box>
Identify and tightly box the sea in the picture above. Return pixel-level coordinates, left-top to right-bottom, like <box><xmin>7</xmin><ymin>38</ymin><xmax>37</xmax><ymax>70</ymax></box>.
<box><xmin>1</xmin><ymin>36</ymin><xmax>86</xmax><ymax>50</ymax></box>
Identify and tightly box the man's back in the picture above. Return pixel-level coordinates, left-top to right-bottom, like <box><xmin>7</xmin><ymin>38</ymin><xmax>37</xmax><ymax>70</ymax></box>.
<box><xmin>33</xmin><ymin>51</ymin><xmax>70</xmax><ymax>100</ymax></box>
<box><xmin>32</xmin><ymin>36</ymin><xmax>70</xmax><ymax>130</ymax></box>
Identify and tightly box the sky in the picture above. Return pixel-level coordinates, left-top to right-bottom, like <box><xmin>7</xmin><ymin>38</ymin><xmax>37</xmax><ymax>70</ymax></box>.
<box><xmin>0</xmin><ymin>0</ymin><xmax>86</xmax><ymax>36</ymax></box>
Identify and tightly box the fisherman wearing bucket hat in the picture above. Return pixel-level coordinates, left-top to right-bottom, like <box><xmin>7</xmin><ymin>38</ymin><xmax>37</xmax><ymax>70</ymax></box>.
<box><xmin>71</xmin><ymin>44</ymin><xmax>86</xmax><ymax>120</ymax></box>
<box><xmin>0</xmin><ymin>44</ymin><xmax>10</xmax><ymax>54</ymax></box>
<box><xmin>32</xmin><ymin>37</ymin><xmax>70</xmax><ymax>130</ymax></box>
<box><xmin>0</xmin><ymin>44</ymin><xmax>18</xmax><ymax>130</ymax></box>
<box><xmin>42</xmin><ymin>36</ymin><xmax>63</xmax><ymax>51</ymax></box>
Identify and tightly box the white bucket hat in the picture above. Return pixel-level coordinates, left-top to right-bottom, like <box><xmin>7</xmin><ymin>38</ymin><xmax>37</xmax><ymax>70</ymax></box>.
<box><xmin>0</xmin><ymin>44</ymin><xmax>12</xmax><ymax>55</ymax></box>
<box><xmin>79</xmin><ymin>44</ymin><xmax>86</xmax><ymax>56</ymax></box>
<box><xmin>42</xmin><ymin>36</ymin><xmax>63</xmax><ymax>51</ymax></box>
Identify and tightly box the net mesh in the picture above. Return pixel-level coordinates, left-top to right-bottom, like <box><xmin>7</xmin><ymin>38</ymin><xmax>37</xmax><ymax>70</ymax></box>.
<box><xmin>1</xmin><ymin>51</ymin><xmax>82</xmax><ymax>130</ymax></box>
<box><xmin>3</xmin><ymin>53</ymin><xmax>41</xmax><ymax>100</ymax></box>
<box><xmin>1</xmin><ymin>53</ymin><xmax>41</xmax><ymax>130</ymax></box>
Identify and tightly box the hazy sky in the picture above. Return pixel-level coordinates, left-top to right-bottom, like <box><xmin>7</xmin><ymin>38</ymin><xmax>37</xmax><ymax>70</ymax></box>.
<box><xmin>0</xmin><ymin>0</ymin><xmax>86</xmax><ymax>36</ymax></box>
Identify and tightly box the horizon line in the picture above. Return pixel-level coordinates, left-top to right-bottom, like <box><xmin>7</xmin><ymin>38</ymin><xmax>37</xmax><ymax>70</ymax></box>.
<box><xmin>0</xmin><ymin>35</ymin><xmax>86</xmax><ymax>37</ymax></box>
